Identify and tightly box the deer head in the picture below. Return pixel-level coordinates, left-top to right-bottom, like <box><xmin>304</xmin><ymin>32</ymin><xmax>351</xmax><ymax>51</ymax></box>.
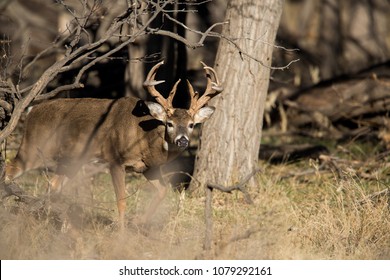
<box><xmin>143</xmin><ymin>61</ymin><xmax>223</xmax><ymax>150</ymax></box>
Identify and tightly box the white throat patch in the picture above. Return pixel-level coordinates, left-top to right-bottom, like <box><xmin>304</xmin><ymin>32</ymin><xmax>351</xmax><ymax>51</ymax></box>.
<box><xmin>163</xmin><ymin>140</ymin><xmax>169</xmax><ymax>151</ymax></box>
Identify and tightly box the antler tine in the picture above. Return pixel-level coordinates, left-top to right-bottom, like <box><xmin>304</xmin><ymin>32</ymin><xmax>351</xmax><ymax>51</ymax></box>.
<box><xmin>187</xmin><ymin>79</ymin><xmax>200</xmax><ymax>115</ymax></box>
<box><xmin>186</xmin><ymin>79</ymin><xmax>198</xmax><ymax>101</ymax></box>
<box><xmin>143</xmin><ymin>61</ymin><xmax>168</xmax><ymax>108</ymax></box>
<box><xmin>202</xmin><ymin>65</ymin><xmax>224</xmax><ymax>93</ymax></box>
<box><xmin>167</xmin><ymin>79</ymin><xmax>181</xmax><ymax>109</ymax></box>
<box><xmin>200</xmin><ymin>61</ymin><xmax>224</xmax><ymax>92</ymax></box>
<box><xmin>189</xmin><ymin>62</ymin><xmax>223</xmax><ymax>114</ymax></box>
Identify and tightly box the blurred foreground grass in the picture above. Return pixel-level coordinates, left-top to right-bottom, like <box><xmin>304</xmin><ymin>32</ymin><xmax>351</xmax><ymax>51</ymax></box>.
<box><xmin>1</xmin><ymin>139</ymin><xmax>389</xmax><ymax>259</ymax></box>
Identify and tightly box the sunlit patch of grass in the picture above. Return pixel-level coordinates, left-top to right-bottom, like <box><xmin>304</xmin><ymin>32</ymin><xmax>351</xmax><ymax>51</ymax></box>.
<box><xmin>290</xmin><ymin>172</ymin><xmax>390</xmax><ymax>259</ymax></box>
<box><xmin>1</xmin><ymin>140</ymin><xmax>390</xmax><ymax>259</ymax></box>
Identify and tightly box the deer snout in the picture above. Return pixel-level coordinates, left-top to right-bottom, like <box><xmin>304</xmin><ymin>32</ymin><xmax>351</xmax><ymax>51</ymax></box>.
<box><xmin>175</xmin><ymin>135</ymin><xmax>189</xmax><ymax>148</ymax></box>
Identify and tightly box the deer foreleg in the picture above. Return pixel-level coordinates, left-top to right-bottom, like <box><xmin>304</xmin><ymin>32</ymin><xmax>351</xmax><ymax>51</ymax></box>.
<box><xmin>110</xmin><ymin>164</ymin><xmax>127</xmax><ymax>229</ymax></box>
<box><xmin>137</xmin><ymin>173</ymin><xmax>167</xmax><ymax>225</ymax></box>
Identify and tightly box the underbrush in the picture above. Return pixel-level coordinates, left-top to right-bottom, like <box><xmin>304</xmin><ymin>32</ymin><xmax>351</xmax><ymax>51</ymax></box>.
<box><xmin>1</xmin><ymin>142</ymin><xmax>389</xmax><ymax>259</ymax></box>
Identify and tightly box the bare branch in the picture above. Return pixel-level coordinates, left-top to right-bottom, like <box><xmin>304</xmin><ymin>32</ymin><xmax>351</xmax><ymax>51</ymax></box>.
<box><xmin>37</xmin><ymin>34</ymin><xmax>140</xmax><ymax>101</ymax></box>
<box><xmin>206</xmin><ymin>168</ymin><xmax>260</xmax><ymax>204</ymax></box>
<box><xmin>0</xmin><ymin>5</ymin><xmax>139</xmax><ymax>142</ymax></box>
<box><xmin>164</xmin><ymin>13</ymin><xmax>228</xmax><ymax>46</ymax></box>
<box><xmin>162</xmin><ymin>11</ymin><xmax>296</xmax><ymax>69</ymax></box>
<box><xmin>36</xmin><ymin>1</ymin><xmax>171</xmax><ymax>101</ymax></box>
<box><xmin>0</xmin><ymin>100</ymin><xmax>12</xmax><ymax>114</ymax></box>
<box><xmin>203</xmin><ymin>168</ymin><xmax>261</xmax><ymax>251</ymax></box>
<box><xmin>220</xmin><ymin>33</ymin><xmax>300</xmax><ymax>70</ymax></box>
<box><xmin>22</xmin><ymin>33</ymin><xmax>72</xmax><ymax>76</ymax></box>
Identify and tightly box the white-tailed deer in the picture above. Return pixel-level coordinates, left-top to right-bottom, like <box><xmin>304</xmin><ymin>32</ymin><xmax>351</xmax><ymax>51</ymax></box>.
<box><xmin>5</xmin><ymin>61</ymin><xmax>223</xmax><ymax>228</ymax></box>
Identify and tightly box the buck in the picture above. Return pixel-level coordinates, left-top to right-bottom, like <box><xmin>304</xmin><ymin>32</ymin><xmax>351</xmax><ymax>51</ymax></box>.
<box><xmin>5</xmin><ymin>61</ymin><xmax>223</xmax><ymax>228</ymax></box>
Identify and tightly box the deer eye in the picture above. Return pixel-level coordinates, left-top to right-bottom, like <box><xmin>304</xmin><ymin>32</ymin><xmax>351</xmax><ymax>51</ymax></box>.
<box><xmin>167</xmin><ymin>122</ymin><xmax>174</xmax><ymax>128</ymax></box>
<box><xmin>188</xmin><ymin>123</ymin><xmax>194</xmax><ymax>129</ymax></box>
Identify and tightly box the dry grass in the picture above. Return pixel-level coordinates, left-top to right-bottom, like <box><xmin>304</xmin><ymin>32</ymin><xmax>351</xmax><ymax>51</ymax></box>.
<box><xmin>1</xmin><ymin>145</ymin><xmax>390</xmax><ymax>260</ymax></box>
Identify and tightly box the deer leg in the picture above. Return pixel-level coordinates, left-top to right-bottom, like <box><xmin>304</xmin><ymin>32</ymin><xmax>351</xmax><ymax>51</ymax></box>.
<box><xmin>48</xmin><ymin>174</ymin><xmax>68</xmax><ymax>195</ymax></box>
<box><xmin>141</xmin><ymin>179</ymin><xmax>167</xmax><ymax>224</ymax></box>
<box><xmin>109</xmin><ymin>164</ymin><xmax>127</xmax><ymax>229</ymax></box>
<box><xmin>4</xmin><ymin>158</ymin><xmax>24</xmax><ymax>184</ymax></box>
<box><xmin>137</xmin><ymin>169</ymin><xmax>167</xmax><ymax>224</ymax></box>
<box><xmin>48</xmin><ymin>162</ymin><xmax>79</xmax><ymax>197</ymax></box>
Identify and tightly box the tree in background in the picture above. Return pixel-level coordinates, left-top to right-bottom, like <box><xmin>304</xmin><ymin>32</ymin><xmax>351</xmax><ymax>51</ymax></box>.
<box><xmin>268</xmin><ymin>0</ymin><xmax>390</xmax><ymax>144</ymax></box>
<box><xmin>192</xmin><ymin>0</ymin><xmax>284</xmax><ymax>188</ymax></box>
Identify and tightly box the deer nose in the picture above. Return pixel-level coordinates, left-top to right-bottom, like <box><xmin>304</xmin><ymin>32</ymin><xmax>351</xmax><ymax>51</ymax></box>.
<box><xmin>175</xmin><ymin>136</ymin><xmax>189</xmax><ymax>148</ymax></box>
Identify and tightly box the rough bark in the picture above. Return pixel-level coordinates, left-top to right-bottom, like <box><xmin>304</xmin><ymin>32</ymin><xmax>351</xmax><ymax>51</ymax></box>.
<box><xmin>192</xmin><ymin>0</ymin><xmax>283</xmax><ymax>188</ymax></box>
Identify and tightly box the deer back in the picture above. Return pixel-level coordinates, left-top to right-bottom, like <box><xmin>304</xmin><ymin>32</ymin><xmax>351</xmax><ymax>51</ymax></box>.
<box><xmin>17</xmin><ymin>97</ymin><xmax>167</xmax><ymax>173</ymax></box>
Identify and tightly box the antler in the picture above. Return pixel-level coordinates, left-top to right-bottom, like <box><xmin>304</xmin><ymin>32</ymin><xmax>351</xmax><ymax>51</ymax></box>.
<box><xmin>188</xmin><ymin>61</ymin><xmax>223</xmax><ymax>115</ymax></box>
<box><xmin>143</xmin><ymin>61</ymin><xmax>179</xmax><ymax>111</ymax></box>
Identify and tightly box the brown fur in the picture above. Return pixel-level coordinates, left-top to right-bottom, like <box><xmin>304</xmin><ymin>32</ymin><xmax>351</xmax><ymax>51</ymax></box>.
<box><xmin>6</xmin><ymin>97</ymin><xmax>200</xmax><ymax>227</ymax></box>
<box><xmin>6</xmin><ymin>62</ymin><xmax>222</xmax><ymax>228</ymax></box>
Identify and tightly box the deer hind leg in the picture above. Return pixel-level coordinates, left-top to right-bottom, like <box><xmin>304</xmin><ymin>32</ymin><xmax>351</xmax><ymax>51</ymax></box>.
<box><xmin>5</xmin><ymin>158</ymin><xmax>25</xmax><ymax>184</ymax></box>
<box><xmin>48</xmin><ymin>174</ymin><xmax>68</xmax><ymax>196</ymax></box>
<box><xmin>47</xmin><ymin>162</ymin><xmax>78</xmax><ymax>197</ymax></box>
<box><xmin>109</xmin><ymin>164</ymin><xmax>127</xmax><ymax>229</ymax></box>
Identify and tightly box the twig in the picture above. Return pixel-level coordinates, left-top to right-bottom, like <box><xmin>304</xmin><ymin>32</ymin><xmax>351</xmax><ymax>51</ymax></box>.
<box><xmin>22</xmin><ymin>30</ymin><xmax>76</xmax><ymax>76</ymax></box>
<box><xmin>164</xmin><ymin>13</ymin><xmax>228</xmax><ymax>47</ymax></box>
<box><xmin>358</xmin><ymin>188</ymin><xmax>390</xmax><ymax>206</ymax></box>
<box><xmin>0</xmin><ymin>100</ymin><xmax>12</xmax><ymax>114</ymax></box>
<box><xmin>204</xmin><ymin>184</ymin><xmax>213</xmax><ymax>251</ymax></box>
<box><xmin>206</xmin><ymin>168</ymin><xmax>261</xmax><ymax>204</ymax></box>
<box><xmin>203</xmin><ymin>168</ymin><xmax>260</xmax><ymax>252</ymax></box>
<box><xmin>0</xmin><ymin>2</ymin><xmax>162</xmax><ymax>142</ymax></box>
<box><xmin>219</xmin><ymin>32</ymin><xmax>300</xmax><ymax>70</ymax></box>
<box><xmin>279</xmin><ymin>163</ymin><xmax>328</xmax><ymax>180</ymax></box>
<box><xmin>1</xmin><ymin>181</ymin><xmax>41</xmax><ymax>206</ymax></box>
<box><xmin>35</xmin><ymin>1</ymin><xmax>169</xmax><ymax>101</ymax></box>
<box><xmin>215</xmin><ymin>224</ymin><xmax>262</xmax><ymax>256</ymax></box>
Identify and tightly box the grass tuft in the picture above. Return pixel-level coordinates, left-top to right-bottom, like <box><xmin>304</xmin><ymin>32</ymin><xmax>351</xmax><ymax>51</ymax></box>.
<box><xmin>1</xmin><ymin>142</ymin><xmax>389</xmax><ymax>259</ymax></box>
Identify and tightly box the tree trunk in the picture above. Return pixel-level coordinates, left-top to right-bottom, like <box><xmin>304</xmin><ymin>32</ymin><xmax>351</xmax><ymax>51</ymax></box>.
<box><xmin>192</xmin><ymin>0</ymin><xmax>283</xmax><ymax>188</ymax></box>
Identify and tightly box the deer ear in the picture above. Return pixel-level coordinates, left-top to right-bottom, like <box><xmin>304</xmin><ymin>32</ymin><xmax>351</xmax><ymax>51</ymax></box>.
<box><xmin>194</xmin><ymin>106</ymin><xmax>215</xmax><ymax>124</ymax></box>
<box><xmin>145</xmin><ymin>101</ymin><xmax>167</xmax><ymax>122</ymax></box>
